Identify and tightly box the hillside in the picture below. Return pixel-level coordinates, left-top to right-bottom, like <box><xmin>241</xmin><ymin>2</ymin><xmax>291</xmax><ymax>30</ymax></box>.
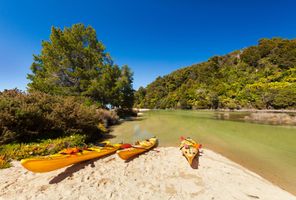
<box><xmin>135</xmin><ymin>38</ymin><xmax>296</xmax><ymax>109</ymax></box>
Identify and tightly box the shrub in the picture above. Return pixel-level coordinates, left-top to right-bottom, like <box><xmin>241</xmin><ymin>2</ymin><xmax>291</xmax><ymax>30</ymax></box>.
<box><xmin>114</xmin><ymin>108</ymin><xmax>137</xmax><ymax>118</ymax></box>
<box><xmin>0</xmin><ymin>89</ymin><xmax>118</xmax><ymax>144</ymax></box>
<box><xmin>96</xmin><ymin>109</ymin><xmax>119</xmax><ymax>125</ymax></box>
<box><xmin>0</xmin><ymin>155</ymin><xmax>11</xmax><ymax>169</ymax></box>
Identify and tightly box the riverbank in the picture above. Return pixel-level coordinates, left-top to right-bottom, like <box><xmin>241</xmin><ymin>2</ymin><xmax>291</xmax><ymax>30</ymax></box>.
<box><xmin>0</xmin><ymin>147</ymin><xmax>294</xmax><ymax>200</ymax></box>
<box><xmin>136</xmin><ymin>109</ymin><xmax>296</xmax><ymax>125</ymax></box>
<box><xmin>134</xmin><ymin>108</ymin><xmax>296</xmax><ymax>113</ymax></box>
<box><xmin>110</xmin><ymin>110</ymin><xmax>296</xmax><ymax>195</ymax></box>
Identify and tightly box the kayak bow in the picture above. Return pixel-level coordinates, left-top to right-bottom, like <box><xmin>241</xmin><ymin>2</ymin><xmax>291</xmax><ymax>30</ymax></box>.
<box><xmin>180</xmin><ymin>137</ymin><xmax>201</xmax><ymax>166</ymax></box>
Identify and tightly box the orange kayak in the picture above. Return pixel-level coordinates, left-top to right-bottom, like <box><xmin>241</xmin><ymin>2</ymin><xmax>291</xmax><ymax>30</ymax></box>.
<box><xmin>21</xmin><ymin>143</ymin><xmax>121</xmax><ymax>173</ymax></box>
<box><xmin>117</xmin><ymin>137</ymin><xmax>157</xmax><ymax>160</ymax></box>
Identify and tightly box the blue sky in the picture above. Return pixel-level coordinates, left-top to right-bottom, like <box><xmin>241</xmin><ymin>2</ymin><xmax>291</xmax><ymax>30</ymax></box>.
<box><xmin>0</xmin><ymin>0</ymin><xmax>296</xmax><ymax>90</ymax></box>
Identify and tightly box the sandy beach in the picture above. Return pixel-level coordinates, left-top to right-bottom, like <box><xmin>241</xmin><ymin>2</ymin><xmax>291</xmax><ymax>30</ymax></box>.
<box><xmin>0</xmin><ymin>147</ymin><xmax>295</xmax><ymax>200</ymax></box>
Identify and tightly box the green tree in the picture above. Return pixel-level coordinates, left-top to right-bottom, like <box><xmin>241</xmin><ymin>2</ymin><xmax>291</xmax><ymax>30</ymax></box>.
<box><xmin>134</xmin><ymin>86</ymin><xmax>146</xmax><ymax>107</ymax></box>
<box><xmin>240</xmin><ymin>46</ymin><xmax>261</xmax><ymax>67</ymax></box>
<box><xmin>114</xmin><ymin>65</ymin><xmax>134</xmax><ymax>108</ymax></box>
<box><xmin>27</xmin><ymin>23</ymin><xmax>134</xmax><ymax>108</ymax></box>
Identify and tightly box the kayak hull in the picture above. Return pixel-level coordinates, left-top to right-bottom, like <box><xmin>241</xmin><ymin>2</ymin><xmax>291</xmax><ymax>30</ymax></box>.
<box><xmin>117</xmin><ymin>148</ymin><xmax>147</xmax><ymax>160</ymax></box>
<box><xmin>182</xmin><ymin>147</ymin><xmax>198</xmax><ymax>165</ymax></box>
<box><xmin>180</xmin><ymin>138</ymin><xmax>200</xmax><ymax>166</ymax></box>
<box><xmin>21</xmin><ymin>145</ymin><xmax>120</xmax><ymax>173</ymax></box>
<box><xmin>117</xmin><ymin>137</ymin><xmax>157</xmax><ymax>160</ymax></box>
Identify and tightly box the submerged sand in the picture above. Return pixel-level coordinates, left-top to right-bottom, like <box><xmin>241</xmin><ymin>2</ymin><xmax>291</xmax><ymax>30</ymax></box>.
<box><xmin>0</xmin><ymin>148</ymin><xmax>295</xmax><ymax>200</ymax></box>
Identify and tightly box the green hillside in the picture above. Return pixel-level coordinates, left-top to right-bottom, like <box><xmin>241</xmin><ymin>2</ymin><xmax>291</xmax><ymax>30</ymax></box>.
<box><xmin>135</xmin><ymin>38</ymin><xmax>296</xmax><ymax>109</ymax></box>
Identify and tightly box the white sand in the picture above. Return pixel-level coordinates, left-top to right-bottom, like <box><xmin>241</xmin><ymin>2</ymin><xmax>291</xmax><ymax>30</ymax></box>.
<box><xmin>0</xmin><ymin>148</ymin><xmax>295</xmax><ymax>200</ymax></box>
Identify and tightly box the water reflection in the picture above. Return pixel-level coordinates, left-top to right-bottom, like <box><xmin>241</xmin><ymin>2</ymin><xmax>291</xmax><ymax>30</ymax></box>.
<box><xmin>214</xmin><ymin>111</ymin><xmax>296</xmax><ymax>126</ymax></box>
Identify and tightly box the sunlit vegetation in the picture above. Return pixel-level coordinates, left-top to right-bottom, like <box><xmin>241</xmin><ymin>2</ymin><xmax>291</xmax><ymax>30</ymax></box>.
<box><xmin>135</xmin><ymin>38</ymin><xmax>296</xmax><ymax>110</ymax></box>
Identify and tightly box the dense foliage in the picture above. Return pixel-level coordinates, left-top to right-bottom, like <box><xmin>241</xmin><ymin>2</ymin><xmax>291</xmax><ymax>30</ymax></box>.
<box><xmin>27</xmin><ymin>24</ymin><xmax>134</xmax><ymax>108</ymax></box>
<box><xmin>135</xmin><ymin>38</ymin><xmax>296</xmax><ymax>110</ymax></box>
<box><xmin>0</xmin><ymin>89</ymin><xmax>118</xmax><ymax>145</ymax></box>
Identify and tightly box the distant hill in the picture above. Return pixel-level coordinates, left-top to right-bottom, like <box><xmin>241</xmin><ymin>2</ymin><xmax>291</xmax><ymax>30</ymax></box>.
<box><xmin>134</xmin><ymin>38</ymin><xmax>296</xmax><ymax>109</ymax></box>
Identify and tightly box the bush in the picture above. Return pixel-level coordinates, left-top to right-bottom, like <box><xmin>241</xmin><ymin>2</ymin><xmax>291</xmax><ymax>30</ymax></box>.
<box><xmin>96</xmin><ymin>108</ymin><xmax>119</xmax><ymax>126</ymax></box>
<box><xmin>0</xmin><ymin>155</ymin><xmax>11</xmax><ymax>169</ymax></box>
<box><xmin>114</xmin><ymin>108</ymin><xmax>137</xmax><ymax>118</ymax></box>
<box><xmin>0</xmin><ymin>89</ymin><xmax>119</xmax><ymax>144</ymax></box>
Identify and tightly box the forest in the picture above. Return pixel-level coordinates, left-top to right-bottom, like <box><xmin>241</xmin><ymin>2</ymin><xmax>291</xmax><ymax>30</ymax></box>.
<box><xmin>135</xmin><ymin>38</ymin><xmax>296</xmax><ymax>110</ymax></box>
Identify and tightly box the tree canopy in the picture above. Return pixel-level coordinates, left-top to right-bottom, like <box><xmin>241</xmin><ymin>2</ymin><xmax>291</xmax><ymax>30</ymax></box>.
<box><xmin>135</xmin><ymin>38</ymin><xmax>296</xmax><ymax>110</ymax></box>
<box><xmin>27</xmin><ymin>23</ymin><xmax>134</xmax><ymax>108</ymax></box>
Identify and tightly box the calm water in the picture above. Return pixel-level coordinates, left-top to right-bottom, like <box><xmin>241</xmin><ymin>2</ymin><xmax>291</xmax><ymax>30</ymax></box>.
<box><xmin>110</xmin><ymin>110</ymin><xmax>296</xmax><ymax>195</ymax></box>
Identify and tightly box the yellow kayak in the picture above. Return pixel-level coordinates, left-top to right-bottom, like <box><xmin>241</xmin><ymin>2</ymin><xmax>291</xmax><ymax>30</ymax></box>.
<box><xmin>179</xmin><ymin>137</ymin><xmax>201</xmax><ymax>166</ymax></box>
<box><xmin>21</xmin><ymin>143</ymin><xmax>121</xmax><ymax>173</ymax></box>
<box><xmin>117</xmin><ymin>137</ymin><xmax>157</xmax><ymax>160</ymax></box>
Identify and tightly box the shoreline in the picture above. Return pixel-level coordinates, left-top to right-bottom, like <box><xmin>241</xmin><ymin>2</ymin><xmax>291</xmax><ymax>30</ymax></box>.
<box><xmin>202</xmin><ymin>144</ymin><xmax>296</xmax><ymax>196</ymax></box>
<box><xmin>134</xmin><ymin>108</ymin><xmax>296</xmax><ymax>113</ymax></box>
<box><xmin>110</xmin><ymin>111</ymin><xmax>296</xmax><ymax>196</ymax></box>
<box><xmin>0</xmin><ymin>147</ymin><xmax>295</xmax><ymax>200</ymax></box>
